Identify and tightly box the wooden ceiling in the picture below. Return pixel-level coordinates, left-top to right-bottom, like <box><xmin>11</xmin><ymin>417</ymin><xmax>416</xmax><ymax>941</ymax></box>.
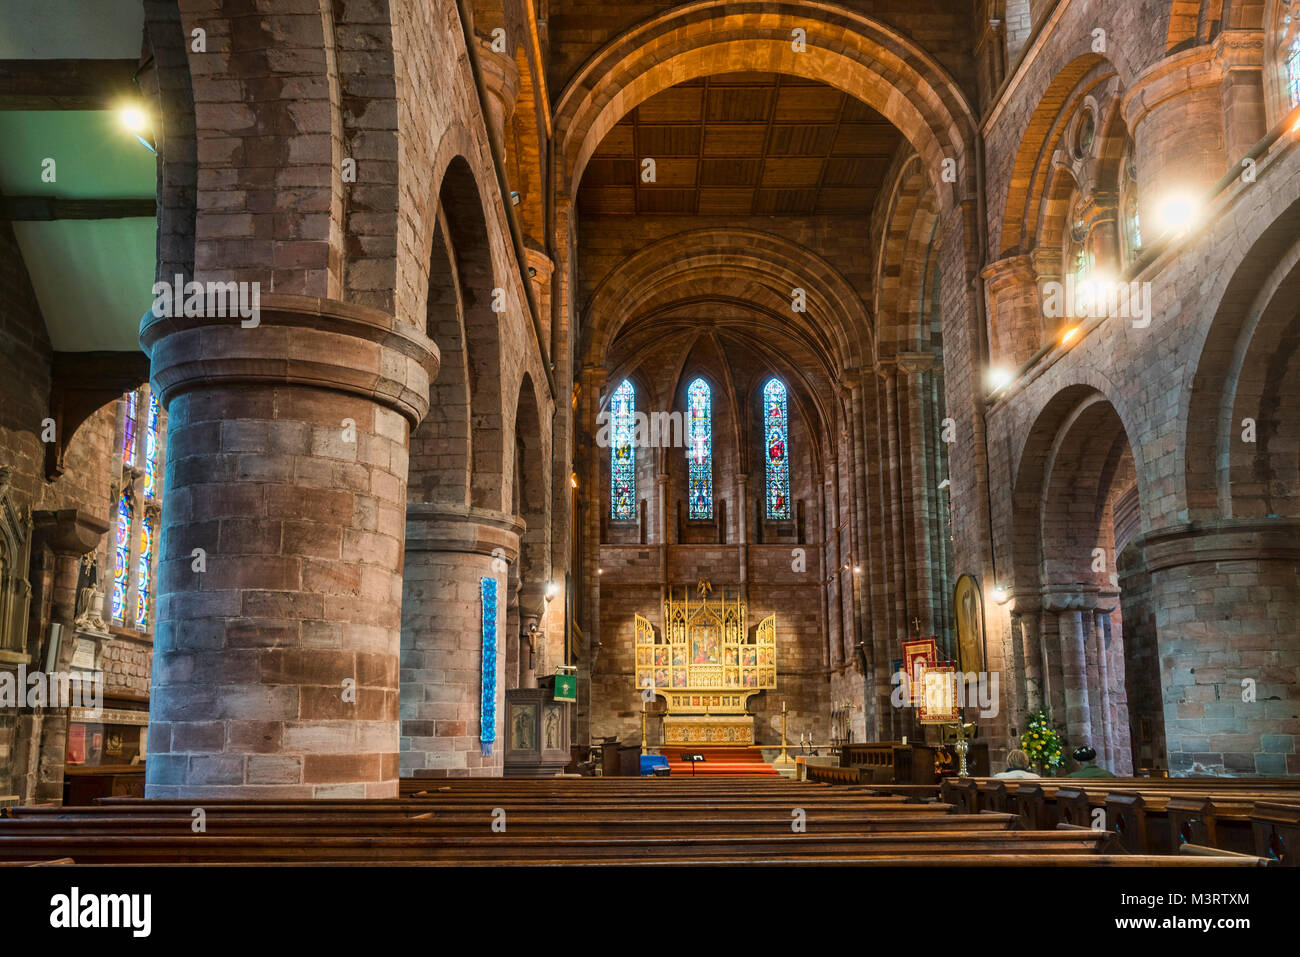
<box><xmin>577</xmin><ymin>72</ymin><xmax>904</xmax><ymax>217</ymax></box>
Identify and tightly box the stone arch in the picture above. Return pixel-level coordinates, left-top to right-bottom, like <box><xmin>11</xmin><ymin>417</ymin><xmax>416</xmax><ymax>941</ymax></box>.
<box><xmin>512</xmin><ymin>370</ymin><xmax>550</xmax><ymax>584</ymax></box>
<box><xmin>438</xmin><ymin>156</ymin><xmax>506</xmax><ymax>511</ymax></box>
<box><xmin>874</xmin><ymin>155</ymin><xmax>942</xmax><ymax>356</ymax></box>
<box><xmin>1184</xmin><ymin>194</ymin><xmax>1300</xmax><ymax>520</ymax></box>
<box><xmin>410</xmin><ymin>207</ymin><xmax>469</xmax><ymax>506</ymax></box>
<box><xmin>998</xmin><ymin>54</ymin><xmax>1114</xmax><ymax>256</ymax></box>
<box><xmin>582</xmin><ymin>228</ymin><xmax>872</xmax><ymax>373</ymax></box>
<box><xmin>1011</xmin><ymin>385</ymin><xmax>1151</xmax><ymax>774</ymax></box>
<box><xmin>552</xmin><ymin>0</ymin><xmax>979</xmax><ymax>214</ymax></box>
<box><xmin>1012</xmin><ymin>384</ymin><xmax>1148</xmax><ymax>593</ymax></box>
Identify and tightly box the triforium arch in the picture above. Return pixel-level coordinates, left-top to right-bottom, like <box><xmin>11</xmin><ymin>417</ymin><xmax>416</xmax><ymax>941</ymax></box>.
<box><xmin>1009</xmin><ymin>383</ymin><xmax>1148</xmax><ymax>777</ymax></box>
<box><xmin>551</xmin><ymin>0</ymin><xmax>980</xmax><ymax>212</ymax></box>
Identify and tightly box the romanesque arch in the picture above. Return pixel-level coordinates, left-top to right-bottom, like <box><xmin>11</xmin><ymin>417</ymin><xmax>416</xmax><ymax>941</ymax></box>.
<box><xmin>551</xmin><ymin>0</ymin><xmax>979</xmax><ymax>212</ymax></box>
<box><xmin>1010</xmin><ymin>384</ymin><xmax>1151</xmax><ymax>775</ymax></box>
<box><xmin>1184</xmin><ymin>195</ymin><xmax>1300</xmax><ymax>521</ymax></box>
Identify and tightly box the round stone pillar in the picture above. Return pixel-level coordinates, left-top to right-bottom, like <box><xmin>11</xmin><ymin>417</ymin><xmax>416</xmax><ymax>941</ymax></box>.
<box><xmin>981</xmin><ymin>254</ymin><xmax>1041</xmax><ymax>367</ymax></box>
<box><xmin>1121</xmin><ymin>46</ymin><xmax>1231</xmax><ymax>236</ymax></box>
<box><xmin>475</xmin><ymin>35</ymin><xmax>520</xmax><ymax>160</ymax></box>
<box><xmin>141</xmin><ymin>295</ymin><xmax>437</xmax><ymax>798</ymax></box>
<box><xmin>401</xmin><ymin>505</ymin><xmax>523</xmax><ymax>777</ymax></box>
<box><xmin>1140</xmin><ymin>519</ymin><xmax>1300</xmax><ymax>776</ymax></box>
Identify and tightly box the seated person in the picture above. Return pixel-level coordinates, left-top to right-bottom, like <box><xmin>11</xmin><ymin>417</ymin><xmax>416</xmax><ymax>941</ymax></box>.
<box><xmin>993</xmin><ymin>748</ymin><xmax>1039</xmax><ymax>779</ymax></box>
<box><xmin>1066</xmin><ymin>745</ymin><xmax>1115</xmax><ymax>777</ymax></box>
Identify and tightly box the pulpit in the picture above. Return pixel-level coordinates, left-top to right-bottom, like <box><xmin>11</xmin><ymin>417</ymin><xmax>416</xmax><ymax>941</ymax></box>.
<box><xmin>502</xmin><ymin>678</ymin><xmax>572</xmax><ymax>777</ymax></box>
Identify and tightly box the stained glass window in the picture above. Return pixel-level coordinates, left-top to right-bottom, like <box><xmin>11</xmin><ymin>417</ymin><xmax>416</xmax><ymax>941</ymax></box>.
<box><xmin>122</xmin><ymin>391</ymin><xmax>137</xmax><ymax>468</ymax></box>
<box><xmin>111</xmin><ymin>488</ymin><xmax>132</xmax><ymax>625</ymax></box>
<box><xmin>135</xmin><ymin>512</ymin><xmax>153</xmax><ymax>630</ymax></box>
<box><xmin>763</xmin><ymin>378</ymin><xmax>791</xmax><ymax>520</ymax></box>
<box><xmin>479</xmin><ymin>576</ymin><xmax>498</xmax><ymax>756</ymax></box>
<box><xmin>142</xmin><ymin>392</ymin><xmax>159</xmax><ymax>500</ymax></box>
<box><xmin>1288</xmin><ymin>33</ymin><xmax>1300</xmax><ymax>106</ymax></box>
<box><xmin>686</xmin><ymin>378</ymin><xmax>712</xmax><ymax>520</ymax></box>
<box><xmin>610</xmin><ymin>379</ymin><xmax>636</xmax><ymax>521</ymax></box>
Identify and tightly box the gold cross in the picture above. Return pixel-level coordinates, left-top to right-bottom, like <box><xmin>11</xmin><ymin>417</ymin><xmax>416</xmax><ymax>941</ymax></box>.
<box><xmin>911</xmin><ymin>617</ymin><xmax>922</xmax><ymax>635</ymax></box>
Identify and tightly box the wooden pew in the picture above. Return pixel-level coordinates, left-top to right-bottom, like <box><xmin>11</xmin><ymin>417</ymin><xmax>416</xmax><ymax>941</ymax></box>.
<box><xmin>0</xmin><ymin>778</ymin><xmax>1274</xmax><ymax>866</ymax></box>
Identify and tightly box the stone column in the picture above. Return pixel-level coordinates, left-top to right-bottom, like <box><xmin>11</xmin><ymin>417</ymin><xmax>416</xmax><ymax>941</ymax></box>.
<box><xmin>981</xmin><ymin>255</ymin><xmax>1041</xmax><ymax>368</ymax></box>
<box><xmin>1121</xmin><ymin>39</ymin><xmax>1252</xmax><ymax>237</ymax></box>
<box><xmin>142</xmin><ymin>295</ymin><xmax>437</xmax><ymax>798</ymax></box>
<box><xmin>474</xmin><ymin>36</ymin><xmax>520</xmax><ymax>166</ymax></box>
<box><xmin>402</xmin><ymin>505</ymin><xmax>523</xmax><ymax>778</ymax></box>
<box><xmin>1140</xmin><ymin>519</ymin><xmax>1300</xmax><ymax>776</ymax></box>
<box><xmin>524</xmin><ymin>245</ymin><xmax>554</xmax><ymax>348</ymax></box>
<box><xmin>1056</xmin><ymin>607</ymin><xmax>1092</xmax><ymax>747</ymax></box>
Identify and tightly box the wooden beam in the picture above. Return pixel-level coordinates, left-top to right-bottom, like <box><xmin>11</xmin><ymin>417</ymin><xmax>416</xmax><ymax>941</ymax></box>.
<box><xmin>45</xmin><ymin>351</ymin><xmax>151</xmax><ymax>482</ymax></box>
<box><xmin>1</xmin><ymin>197</ymin><xmax>156</xmax><ymax>221</ymax></box>
<box><xmin>0</xmin><ymin>58</ymin><xmax>139</xmax><ymax>110</ymax></box>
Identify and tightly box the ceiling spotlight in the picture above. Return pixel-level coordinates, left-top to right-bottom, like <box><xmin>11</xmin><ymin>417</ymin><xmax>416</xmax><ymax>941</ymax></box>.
<box><xmin>119</xmin><ymin>104</ymin><xmax>148</xmax><ymax>133</ymax></box>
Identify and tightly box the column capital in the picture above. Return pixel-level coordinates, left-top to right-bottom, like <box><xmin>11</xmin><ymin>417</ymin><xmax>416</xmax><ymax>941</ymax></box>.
<box><xmin>474</xmin><ymin>33</ymin><xmax>521</xmax><ymax>117</ymax></box>
<box><xmin>1134</xmin><ymin>518</ymin><xmax>1300</xmax><ymax>574</ymax></box>
<box><xmin>32</xmin><ymin>509</ymin><xmax>109</xmax><ymax>558</ymax></box>
<box><xmin>980</xmin><ymin>252</ymin><xmax>1037</xmax><ymax>289</ymax></box>
<box><xmin>141</xmin><ymin>294</ymin><xmax>439</xmax><ymax>427</ymax></box>
<box><xmin>524</xmin><ymin>244</ymin><xmax>554</xmax><ymax>282</ymax></box>
<box><xmin>1039</xmin><ymin>583</ymin><xmax>1121</xmax><ymax>614</ymax></box>
<box><xmin>896</xmin><ymin>351</ymin><xmax>938</xmax><ymax>376</ymax></box>
<box><xmin>1120</xmin><ymin>32</ymin><xmax>1260</xmax><ymax>134</ymax></box>
<box><xmin>405</xmin><ymin>503</ymin><xmax>525</xmax><ymax>560</ymax></box>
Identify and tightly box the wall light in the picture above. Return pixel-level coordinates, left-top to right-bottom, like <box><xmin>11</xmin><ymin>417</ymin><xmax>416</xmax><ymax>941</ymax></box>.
<box><xmin>986</xmin><ymin>366</ymin><xmax>1014</xmax><ymax>391</ymax></box>
<box><xmin>117</xmin><ymin>102</ymin><xmax>156</xmax><ymax>153</ymax></box>
<box><xmin>991</xmin><ymin>584</ymin><xmax>1009</xmax><ymax>605</ymax></box>
<box><xmin>1157</xmin><ymin>192</ymin><xmax>1198</xmax><ymax>234</ymax></box>
<box><xmin>1060</xmin><ymin>325</ymin><xmax>1081</xmax><ymax>346</ymax></box>
<box><xmin>570</xmin><ymin>472</ymin><xmax>578</xmax><ymax>489</ymax></box>
<box><xmin>545</xmin><ymin>581</ymin><xmax>558</xmax><ymax>600</ymax></box>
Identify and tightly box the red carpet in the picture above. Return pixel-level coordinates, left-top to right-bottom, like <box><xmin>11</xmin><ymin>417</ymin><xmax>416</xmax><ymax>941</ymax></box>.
<box><xmin>660</xmin><ymin>747</ymin><xmax>781</xmax><ymax>777</ymax></box>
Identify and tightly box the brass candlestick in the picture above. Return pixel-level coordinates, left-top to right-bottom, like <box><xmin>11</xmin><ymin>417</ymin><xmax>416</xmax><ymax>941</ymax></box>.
<box><xmin>641</xmin><ymin>700</ymin><xmax>648</xmax><ymax>755</ymax></box>
<box><xmin>945</xmin><ymin>712</ymin><xmax>976</xmax><ymax>777</ymax></box>
<box><xmin>779</xmin><ymin>700</ymin><xmax>789</xmax><ymax>763</ymax></box>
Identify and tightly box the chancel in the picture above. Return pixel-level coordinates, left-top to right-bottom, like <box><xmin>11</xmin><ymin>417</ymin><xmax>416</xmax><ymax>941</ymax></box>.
<box><xmin>0</xmin><ymin>0</ymin><xmax>1297</xmax><ymax>882</ymax></box>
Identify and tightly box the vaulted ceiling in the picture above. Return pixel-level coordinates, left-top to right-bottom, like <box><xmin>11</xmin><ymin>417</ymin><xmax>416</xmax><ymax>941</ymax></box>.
<box><xmin>577</xmin><ymin>72</ymin><xmax>903</xmax><ymax>217</ymax></box>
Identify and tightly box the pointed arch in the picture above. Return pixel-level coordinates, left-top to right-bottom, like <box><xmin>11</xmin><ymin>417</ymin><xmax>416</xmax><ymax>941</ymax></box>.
<box><xmin>762</xmin><ymin>378</ymin><xmax>792</xmax><ymax>520</ymax></box>
<box><xmin>686</xmin><ymin>377</ymin><xmax>714</xmax><ymax>521</ymax></box>
<box><xmin>609</xmin><ymin>378</ymin><xmax>637</xmax><ymax>521</ymax></box>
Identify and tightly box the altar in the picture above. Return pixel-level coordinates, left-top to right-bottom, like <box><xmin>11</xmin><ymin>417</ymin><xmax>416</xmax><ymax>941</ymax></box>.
<box><xmin>635</xmin><ymin>584</ymin><xmax>777</xmax><ymax>747</ymax></box>
<box><xmin>663</xmin><ymin>714</ymin><xmax>754</xmax><ymax>746</ymax></box>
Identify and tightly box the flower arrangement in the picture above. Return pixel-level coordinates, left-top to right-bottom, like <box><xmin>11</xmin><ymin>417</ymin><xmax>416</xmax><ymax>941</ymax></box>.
<box><xmin>1020</xmin><ymin>709</ymin><xmax>1064</xmax><ymax>775</ymax></box>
